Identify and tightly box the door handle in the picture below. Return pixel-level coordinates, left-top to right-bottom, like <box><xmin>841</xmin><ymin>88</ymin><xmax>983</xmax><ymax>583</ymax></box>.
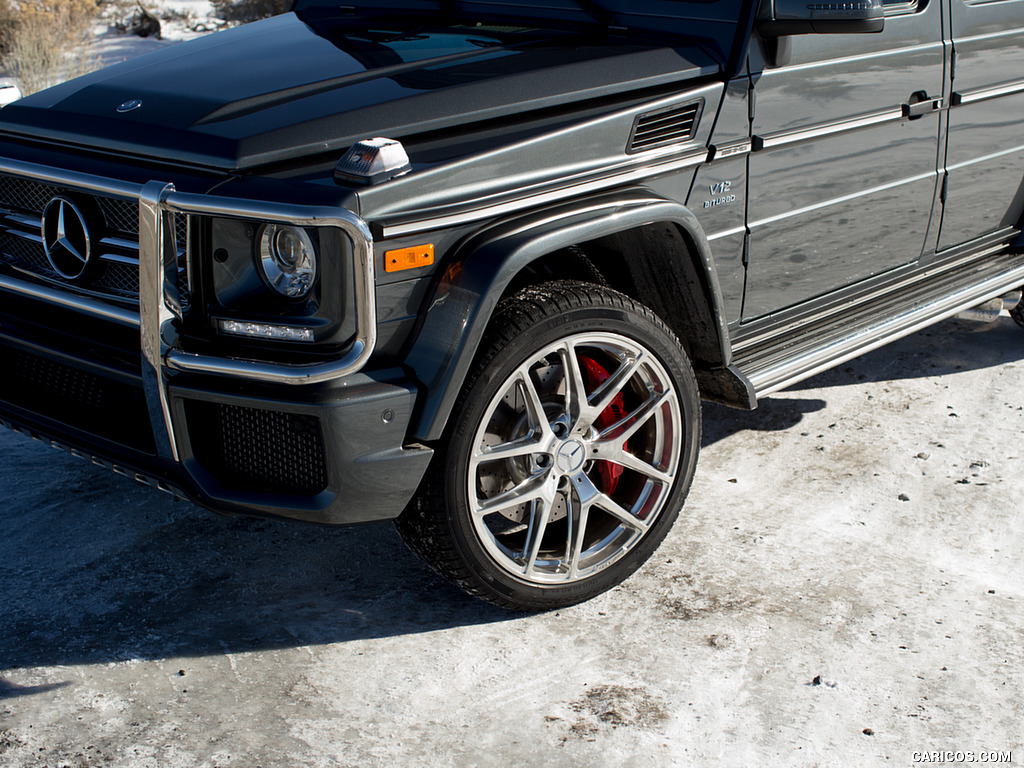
<box><xmin>902</xmin><ymin>92</ymin><xmax>942</xmax><ymax>119</ymax></box>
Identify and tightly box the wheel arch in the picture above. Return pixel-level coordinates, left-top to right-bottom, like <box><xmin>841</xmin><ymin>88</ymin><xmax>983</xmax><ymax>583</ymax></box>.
<box><xmin>403</xmin><ymin>189</ymin><xmax>742</xmax><ymax>442</ymax></box>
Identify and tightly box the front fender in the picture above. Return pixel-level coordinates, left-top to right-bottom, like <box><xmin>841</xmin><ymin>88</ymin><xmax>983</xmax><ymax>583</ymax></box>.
<box><xmin>404</xmin><ymin>189</ymin><xmax>732</xmax><ymax>442</ymax></box>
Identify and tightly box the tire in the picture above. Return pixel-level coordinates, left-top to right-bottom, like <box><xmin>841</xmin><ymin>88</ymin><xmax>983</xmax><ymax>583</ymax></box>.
<box><xmin>396</xmin><ymin>280</ymin><xmax>701</xmax><ymax>610</ymax></box>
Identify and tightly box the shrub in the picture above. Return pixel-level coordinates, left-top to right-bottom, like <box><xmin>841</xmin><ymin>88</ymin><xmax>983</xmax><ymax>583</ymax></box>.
<box><xmin>0</xmin><ymin>0</ymin><xmax>99</xmax><ymax>95</ymax></box>
<box><xmin>0</xmin><ymin>1</ymin><xmax>16</xmax><ymax>57</ymax></box>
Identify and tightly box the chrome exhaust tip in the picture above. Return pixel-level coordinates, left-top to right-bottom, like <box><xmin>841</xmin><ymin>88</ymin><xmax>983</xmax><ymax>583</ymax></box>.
<box><xmin>956</xmin><ymin>290</ymin><xmax>1022</xmax><ymax>323</ymax></box>
<box><xmin>1003</xmin><ymin>289</ymin><xmax>1023</xmax><ymax>312</ymax></box>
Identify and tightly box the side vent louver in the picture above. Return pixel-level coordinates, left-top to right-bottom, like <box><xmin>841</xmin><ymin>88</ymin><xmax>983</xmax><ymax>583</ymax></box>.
<box><xmin>627</xmin><ymin>100</ymin><xmax>703</xmax><ymax>154</ymax></box>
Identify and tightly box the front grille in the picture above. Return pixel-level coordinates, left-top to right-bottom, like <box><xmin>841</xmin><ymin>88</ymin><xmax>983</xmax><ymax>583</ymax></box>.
<box><xmin>0</xmin><ymin>231</ymin><xmax>56</xmax><ymax>277</ymax></box>
<box><xmin>0</xmin><ymin>174</ymin><xmax>70</xmax><ymax>214</ymax></box>
<box><xmin>185</xmin><ymin>401</ymin><xmax>328</xmax><ymax>496</ymax></box>
<box><xmin>0</xmin><ymin>345</ymin><xmax>156</xmax><ymax>453</ymax></box>
<box><xmin>93</xmin><ymin>259</ymin><xmax>142</xmax><ymax>300</ymax></box>
<box><xmin>96</xmin><ymin>196</ymin><xmax>139</xmax><ymax>236</ymax></box>
<box><xmin>0</xmin><ymin>172</ymin><xmax>189</xmax><ymax>306</ymax></box>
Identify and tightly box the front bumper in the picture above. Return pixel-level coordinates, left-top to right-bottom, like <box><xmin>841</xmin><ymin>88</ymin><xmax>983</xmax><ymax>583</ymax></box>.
<box><xmin>0</xmin><ymin>158</ymin><xmax>432</xmax><ymax>524</ymax></box>
<box><xmin>0</xmin><ymin>325</ymin><xmax>428</xmax><ymax>528</ymax></box>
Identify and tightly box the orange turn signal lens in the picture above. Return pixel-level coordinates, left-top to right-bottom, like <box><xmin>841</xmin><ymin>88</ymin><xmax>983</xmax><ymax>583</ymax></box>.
<box><xmin>384</xmin><ymin>244</ymin><xmax>434</xmax><ymax>273</ymax></box>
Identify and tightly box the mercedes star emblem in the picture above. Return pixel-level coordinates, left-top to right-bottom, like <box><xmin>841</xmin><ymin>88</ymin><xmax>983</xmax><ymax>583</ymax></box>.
<box><xmin>41</xmin><ymin>197</ymin><xmax>92</xmax><ymax>280</ymax></box>
<box><xmin>116</xmin><ymin>99</ymin><xmax>143</xmax><ymax>113</ymax></box>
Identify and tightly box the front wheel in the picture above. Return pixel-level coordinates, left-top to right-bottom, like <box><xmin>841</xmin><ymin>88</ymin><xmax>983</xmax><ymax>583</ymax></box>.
<box><xmin>397</xmin><ymin>281</ymin><xmax>701</xmax><ymax>610</ymax></box>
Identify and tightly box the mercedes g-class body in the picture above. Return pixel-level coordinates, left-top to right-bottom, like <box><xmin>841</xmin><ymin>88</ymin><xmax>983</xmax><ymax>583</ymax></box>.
<box><xmin>0</xmin><ymin>0</ymin><xmax>1021</xmax><ymax>609</ymax></box>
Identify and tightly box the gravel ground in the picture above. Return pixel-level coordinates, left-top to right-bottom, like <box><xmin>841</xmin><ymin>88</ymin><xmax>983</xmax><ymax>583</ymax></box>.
<box><xmin>1</xmin><ymin>315</ymin><xmax>1022</xmax><ymax>768</ymax></box>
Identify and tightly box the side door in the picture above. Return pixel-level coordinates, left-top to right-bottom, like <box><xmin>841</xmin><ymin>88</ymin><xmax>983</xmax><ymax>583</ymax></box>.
<box><xmin>936</xmin><ymin>0</ymin><xmax>1024</xmax><ymax>251</ymax></box>
<box><xmin>743</xmin><ymin>0</ymin><xmax>944</xmax><ymax>320</ymax></box>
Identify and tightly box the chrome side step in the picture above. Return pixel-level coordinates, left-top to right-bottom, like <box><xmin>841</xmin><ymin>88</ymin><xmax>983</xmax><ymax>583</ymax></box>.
<box><xmin>732</xmin><ymin>247</ymin><xmax>1024</xmax><ymax>398</ymax></box>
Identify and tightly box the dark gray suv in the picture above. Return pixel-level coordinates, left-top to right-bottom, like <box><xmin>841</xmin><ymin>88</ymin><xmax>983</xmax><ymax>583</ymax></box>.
<box><xmin>0</xmin><ymin>0</ymin><xmax>1021</xmax><ymax>609</ymax></box>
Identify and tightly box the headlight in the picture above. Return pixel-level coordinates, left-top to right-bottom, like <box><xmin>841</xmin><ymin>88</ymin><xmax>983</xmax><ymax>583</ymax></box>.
<box><xmin>257</xmin><ymin>224</ymin><xmax>317</xmax><ymax>298</ymax></box>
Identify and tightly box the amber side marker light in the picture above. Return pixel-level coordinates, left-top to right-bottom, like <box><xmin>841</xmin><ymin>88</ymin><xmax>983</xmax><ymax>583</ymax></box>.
<box><xmin>385</xmin><ymin>244</ymin><xmax>434</xmax><ymax>273</ymax></box>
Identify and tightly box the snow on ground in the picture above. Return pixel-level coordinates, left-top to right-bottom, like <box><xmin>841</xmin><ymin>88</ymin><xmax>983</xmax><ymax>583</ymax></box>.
<box><xmin>86</xmin><ymin>1</ymin><xmax>227</xmax><ymax>71</ymax></box>
<box><xmin>1</xmin><ymin>315</ymin><xmax>1022</xmax><ymax>767</ymax></box>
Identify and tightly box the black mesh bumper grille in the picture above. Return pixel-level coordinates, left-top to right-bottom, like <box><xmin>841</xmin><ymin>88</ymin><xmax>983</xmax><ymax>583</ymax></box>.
<box><xmin>0</xmin><ymin>345</ymin><xmax>155</xmax><ymax>453</ymax></box>
<box><xmin>186</xmin><ymin>401</ymin><xmax>328</xmax><ymax>496</ymax></box>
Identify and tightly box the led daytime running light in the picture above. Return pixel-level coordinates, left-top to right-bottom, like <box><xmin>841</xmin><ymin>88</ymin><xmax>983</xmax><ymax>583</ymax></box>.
<box><xmin>217</xmin><ymin>319</ymin><xmax>315</xmax><ymax>342</ymax></box>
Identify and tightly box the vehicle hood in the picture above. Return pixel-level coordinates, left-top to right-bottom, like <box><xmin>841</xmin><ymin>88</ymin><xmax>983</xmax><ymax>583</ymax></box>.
<box><xmin>0</xmin><ymin>13</ymin><xmax>719</xmax><ymax>171</ymax></box>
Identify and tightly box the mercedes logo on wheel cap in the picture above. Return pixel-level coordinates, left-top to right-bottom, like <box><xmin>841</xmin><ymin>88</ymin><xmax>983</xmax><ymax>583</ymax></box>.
<box><xmin>556</xmin><ymin>440</ymin><xmax>587</xmax><ymax>474</ymax></box>
<box><xmin>41</xmin><ymin>197</ymin><xmax>93</xmax><ymax>280</ymax></box>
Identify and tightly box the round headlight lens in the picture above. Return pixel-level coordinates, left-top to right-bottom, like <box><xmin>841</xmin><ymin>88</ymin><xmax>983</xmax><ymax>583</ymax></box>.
<box><xmin>258</xmin><ymin>224</ymin><xmax>317</xmax><ymax>298</ymax></box>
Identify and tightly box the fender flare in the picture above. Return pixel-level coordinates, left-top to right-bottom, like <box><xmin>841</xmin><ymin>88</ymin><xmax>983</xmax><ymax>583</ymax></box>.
<box><xmin>404</xmin><ymin>189</ymin><xmax>733</xmax><ymax>442</ymax></box>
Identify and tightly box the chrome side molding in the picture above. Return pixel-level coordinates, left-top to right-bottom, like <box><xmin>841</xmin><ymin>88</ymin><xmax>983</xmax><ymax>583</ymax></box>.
<box><xmin>752</xmin><ymin>107</ymin><xmax>904</xmax><ymax>152</ymax></box>
<box><xmin>951</xmin><ymin>80</ymin><xmax>1024</xmax><ymax>107</ymax></box>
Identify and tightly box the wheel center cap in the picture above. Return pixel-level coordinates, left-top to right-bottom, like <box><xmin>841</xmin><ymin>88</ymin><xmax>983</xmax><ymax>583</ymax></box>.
<box><xmin>555</xmin><ymin>439</ymin><xmax>586</xmax><ymax>474</ymax></box>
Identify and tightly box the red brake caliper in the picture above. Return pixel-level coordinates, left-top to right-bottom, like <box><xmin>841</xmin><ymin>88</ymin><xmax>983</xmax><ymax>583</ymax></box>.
<box><xmin>580</xmin><ymin>356</ymin><xmax>628</xmax><ymax>495</ymax></box>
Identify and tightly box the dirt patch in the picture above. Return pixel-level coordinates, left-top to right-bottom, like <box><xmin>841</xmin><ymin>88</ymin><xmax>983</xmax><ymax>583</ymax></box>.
<box><xmin>0</xmin><ymin>728</ymin><xmax>24</xmax><ymax>755</ymax></box>
<box><xmin>660</xmin><ymin>589</ymin><xmax>760</xmax><ymax>621</ymax></box>
<box><xmin>566</xmin><ymin>684</ymin><xmax>669</xmax><ymax>738</ymax></box>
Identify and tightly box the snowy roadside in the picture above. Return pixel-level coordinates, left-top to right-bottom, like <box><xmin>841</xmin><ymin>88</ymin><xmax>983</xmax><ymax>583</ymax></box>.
<box><xmin>86</xmin><ymin>1</ymin><xmax>228</xmax><ymax>67</ymax></box>
<box><xmin>1</xmin><ymin>314</ymin><xmax>1021</xmax><ymax>767</ymax></box>
<box><xmin>0</xmin><ymin>1</ymin><xmax>235</xmax><ymax>102</ymax></box>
